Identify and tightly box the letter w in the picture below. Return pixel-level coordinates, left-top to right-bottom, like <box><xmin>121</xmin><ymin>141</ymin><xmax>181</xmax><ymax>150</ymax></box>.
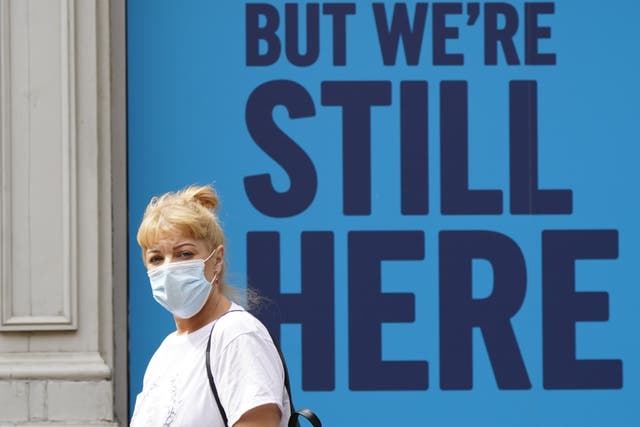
<box><xmin>373</xmin><ymin>3</ymin><xmax>428</xmax><ymax>65</ymax></box>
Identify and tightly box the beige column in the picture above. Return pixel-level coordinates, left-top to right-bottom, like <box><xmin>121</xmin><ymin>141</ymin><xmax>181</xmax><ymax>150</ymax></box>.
<box><xmin>0</xmin><ymin>0</ymin><xmax>120</xmax><ymax>425</ymax></box>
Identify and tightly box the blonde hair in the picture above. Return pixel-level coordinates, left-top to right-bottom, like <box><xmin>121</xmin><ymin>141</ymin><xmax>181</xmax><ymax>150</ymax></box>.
<box><xmin>137</xmin><ymin>184</ymin><xmax>233</xmax><ymax>297</ymax></box>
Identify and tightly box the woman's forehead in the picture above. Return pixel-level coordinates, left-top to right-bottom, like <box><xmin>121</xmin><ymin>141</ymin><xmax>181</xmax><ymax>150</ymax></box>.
<box><xmin>147</xmin><ymin>228</ymin><xmax>200</xmax><ymax>249</ymax></box>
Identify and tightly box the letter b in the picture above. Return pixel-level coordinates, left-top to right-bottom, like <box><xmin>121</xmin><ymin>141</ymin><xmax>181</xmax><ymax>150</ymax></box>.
<box><xmin>246</xmin><ymin>4</ymin><xmax>281</xmax><ymax>66</ymax></box>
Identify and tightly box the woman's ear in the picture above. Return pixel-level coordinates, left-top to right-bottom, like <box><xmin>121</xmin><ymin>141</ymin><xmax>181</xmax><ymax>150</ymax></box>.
<box><xmin>214</xmin><ymin>245</ymin><xmax>225</xmax><ymax>274</ymax></box>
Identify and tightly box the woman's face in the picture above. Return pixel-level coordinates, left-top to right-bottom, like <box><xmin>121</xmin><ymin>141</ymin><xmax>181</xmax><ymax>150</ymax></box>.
<box><xmin>144</xmin><ymin>229</ymin><xmax>220</xmax><ymax>281</ymax></box>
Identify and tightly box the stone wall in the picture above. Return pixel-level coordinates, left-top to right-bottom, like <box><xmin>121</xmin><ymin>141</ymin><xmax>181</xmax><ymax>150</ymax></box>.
<box><xmin>0</xmin><ymin>0</ymin><xmax>122</xmax><ymax>425</ymax></box>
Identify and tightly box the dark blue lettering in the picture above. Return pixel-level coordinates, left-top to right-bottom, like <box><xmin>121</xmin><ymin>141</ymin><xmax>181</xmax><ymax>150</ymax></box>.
<box><xmin>244</xmin><ymin>80</ymin><xmax>317</xmax><ymax>217</ymax></box>
<box><xmin>439</xmin><ymin>231</ymin><xmax>530</xmax><ymax>390</ymax></box>
<box><xmin>509</xmin><ymin>80</ymin><xmax>572</xmax><ymax>214</ymax></box>
<box><xmin>322</xmin><ymin>3</ymin><xmax>356</xmax><ymax>66</ymax></box>
<box><xmin>349</xmin><ymin>231</ymin><xmax>428</xmax><ymax>390</ymax></box>
<box><xmin>441</xmin><ymin>81</ymin><xmax>502</xmax><ymax>214</ymax></box>
<box><xmin>321</xmin><ymin>81</ymin><xmax>392</xmax><ymax>215</ymax></box>
<box><xmin>401</xmin><ymin>81</ymin><xmax>429</xmax><ymax>215</ymax></box>
<box><xmin>373</xmin><ymin>3</ymin><xmax>428</xmax><ymax>66</ymax></box>
<box><xmin>246</xmin><ymin>3</ymin><xmax>281</xmax><ymax>66</ymax></box>
<box><xmin>285</xmin><ymin>3</ymin><xmax>320</xmax><ymax>66</ymax></box>
<box><xmin>542</xmin><ymin>230</ymin><xmax>622</xmax><ymax>389</ymax></box>
<box><xmin>525</xmin><ymin>2</ymin><xmax>556</xmax><ymax>65</ymax></box>
<box><xmin>432</xmin><ymin>3</ymin><xmax>464</xmax><ymax>65</ymax></box>
<box><xmin>247</xmin><ymin>231</ymin><xmax>335</xmax><ymax>390</ymax></box>
<box><xmin>484</xmin><ymin>2</ymin><xmax>520</xmax><ymax>65</ymax></box>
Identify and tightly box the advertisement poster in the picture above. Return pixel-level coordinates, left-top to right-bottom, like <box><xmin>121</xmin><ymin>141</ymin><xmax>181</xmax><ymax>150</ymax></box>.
<box><xmin>128</xmin><ymin>1</ymin><xmax>639</xmax><ymax>424</ymax></box>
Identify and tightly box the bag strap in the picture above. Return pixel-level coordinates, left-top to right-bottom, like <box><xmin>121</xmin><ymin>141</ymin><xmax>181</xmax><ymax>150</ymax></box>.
<box><xmin>205</xmin><ymin>310</ymin><xmax>321</xmax><ymax>427</ymax></box>
<box><xmin>289</xmin><ymin>408</ymin><xmax>322</xmax><ymax>427</ymax></box>
<box><xmin>205</xmin><ymin>310</ymin><xmax>242</xmax><ymax>425</ymax></box>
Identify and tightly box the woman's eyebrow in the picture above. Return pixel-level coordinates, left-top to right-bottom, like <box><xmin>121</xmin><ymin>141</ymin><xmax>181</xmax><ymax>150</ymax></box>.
<box><xmin>173</xmin><ymin>242</ymin><xmax>197</xmax><ymax>249</ymax></box>
<box><xmin>146</xmin><ymin>242</ymin><xmax>196</xmax><ymax>253</ymax></box>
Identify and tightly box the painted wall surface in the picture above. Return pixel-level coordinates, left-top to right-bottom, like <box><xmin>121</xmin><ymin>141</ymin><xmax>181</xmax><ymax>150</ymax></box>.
<box><xmin>127</xmin><ymin>1</ymin><xmax>640</xmax><ymax>425</ymax></box>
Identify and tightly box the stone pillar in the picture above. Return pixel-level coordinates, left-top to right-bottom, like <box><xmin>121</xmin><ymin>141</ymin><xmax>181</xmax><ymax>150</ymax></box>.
<box><xmin>0</xmin><ymin>0</ymin><xmax>119</xmax><ymax>425</ymax></box>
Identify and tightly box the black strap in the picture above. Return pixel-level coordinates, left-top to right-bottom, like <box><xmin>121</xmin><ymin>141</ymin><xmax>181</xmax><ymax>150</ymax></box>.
<box><xmin>205</xmin><ymin>310</ymin><xmax>242</xmax><ymax>425</ymax></box>
<box><xmin>205</xmin><ymin>310</ymin><xmax>321</xmax><ymax>427</ymax></box>
<box><xmin>289</xmin><ymin>408</ymin><xmax>322</xmax><ymax>427</ymax></box>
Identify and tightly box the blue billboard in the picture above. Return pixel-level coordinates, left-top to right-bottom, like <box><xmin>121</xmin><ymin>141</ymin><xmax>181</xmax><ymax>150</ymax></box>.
<box><xmin>128</xmin><ymin>1</ymin><xmax>639</xmax><ymax>425</ymax></box>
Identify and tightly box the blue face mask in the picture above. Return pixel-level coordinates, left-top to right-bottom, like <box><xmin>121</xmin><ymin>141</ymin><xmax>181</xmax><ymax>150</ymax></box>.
<box><xmin>147</xmin><ymin>249</ymin><xmax>218</xmax><ymax>319</ymax></box>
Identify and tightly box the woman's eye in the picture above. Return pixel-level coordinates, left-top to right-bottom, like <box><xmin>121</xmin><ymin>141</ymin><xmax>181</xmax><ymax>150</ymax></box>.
<box><xmin>148</xmin><ymin>256</ymin><xmax>162</xmax><ymax>264</ymax></box>
<box><xmin>177</xmin><ymin>251</ymin><xmax>193</xmax><ymax>258</ymax></box>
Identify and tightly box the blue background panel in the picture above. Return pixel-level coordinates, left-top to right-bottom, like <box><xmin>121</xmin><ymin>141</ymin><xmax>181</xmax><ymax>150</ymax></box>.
<box><xmin>128</xmin><ymin>1</ymin><xmax>640</xmax><ymax>425</ymax></box>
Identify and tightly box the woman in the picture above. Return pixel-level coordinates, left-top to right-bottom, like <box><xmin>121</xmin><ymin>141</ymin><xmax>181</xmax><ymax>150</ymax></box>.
<box><xmin>130</xmin><ymin>184</ymin><xmax>290</xmax><ymax>427</ymax></box>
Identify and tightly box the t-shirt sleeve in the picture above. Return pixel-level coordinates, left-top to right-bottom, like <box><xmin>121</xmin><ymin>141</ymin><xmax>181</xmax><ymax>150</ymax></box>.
<box><xmin>213</xmin><ymin>329</ymin><xmax>285</xmax><ymax>426</ymax></box>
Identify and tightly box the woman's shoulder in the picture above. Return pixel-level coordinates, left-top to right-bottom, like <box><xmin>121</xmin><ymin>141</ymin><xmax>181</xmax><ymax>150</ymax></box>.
<box><xmin>212</xmin><ymin>303</ymin><xmax>271</xmax><ymax>347</ymax></box>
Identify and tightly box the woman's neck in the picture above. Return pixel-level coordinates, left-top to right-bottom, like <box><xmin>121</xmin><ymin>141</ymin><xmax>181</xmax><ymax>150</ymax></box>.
<box><xmin>174</xmin><ymin>291</ymin><xmax>232</xmax><ymax>335</ymax></box>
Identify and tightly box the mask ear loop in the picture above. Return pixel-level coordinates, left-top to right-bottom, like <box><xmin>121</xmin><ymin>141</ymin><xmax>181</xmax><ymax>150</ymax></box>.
<box><xmin>203</xmin><ymin>245</ymin><xmax>219</xmax><ymax>263</ymax></box>
<box><xmin>204</xmin><ymin>245</ymin><xmax>222</xmax><ymax>286</ymax></box>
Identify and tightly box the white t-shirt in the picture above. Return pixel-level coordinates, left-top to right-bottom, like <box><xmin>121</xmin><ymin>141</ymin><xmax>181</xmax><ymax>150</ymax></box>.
<box><xmin>131</xmin><ymin>303</ymin><xmax>291</xmax><ymax>427</ymax></box>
